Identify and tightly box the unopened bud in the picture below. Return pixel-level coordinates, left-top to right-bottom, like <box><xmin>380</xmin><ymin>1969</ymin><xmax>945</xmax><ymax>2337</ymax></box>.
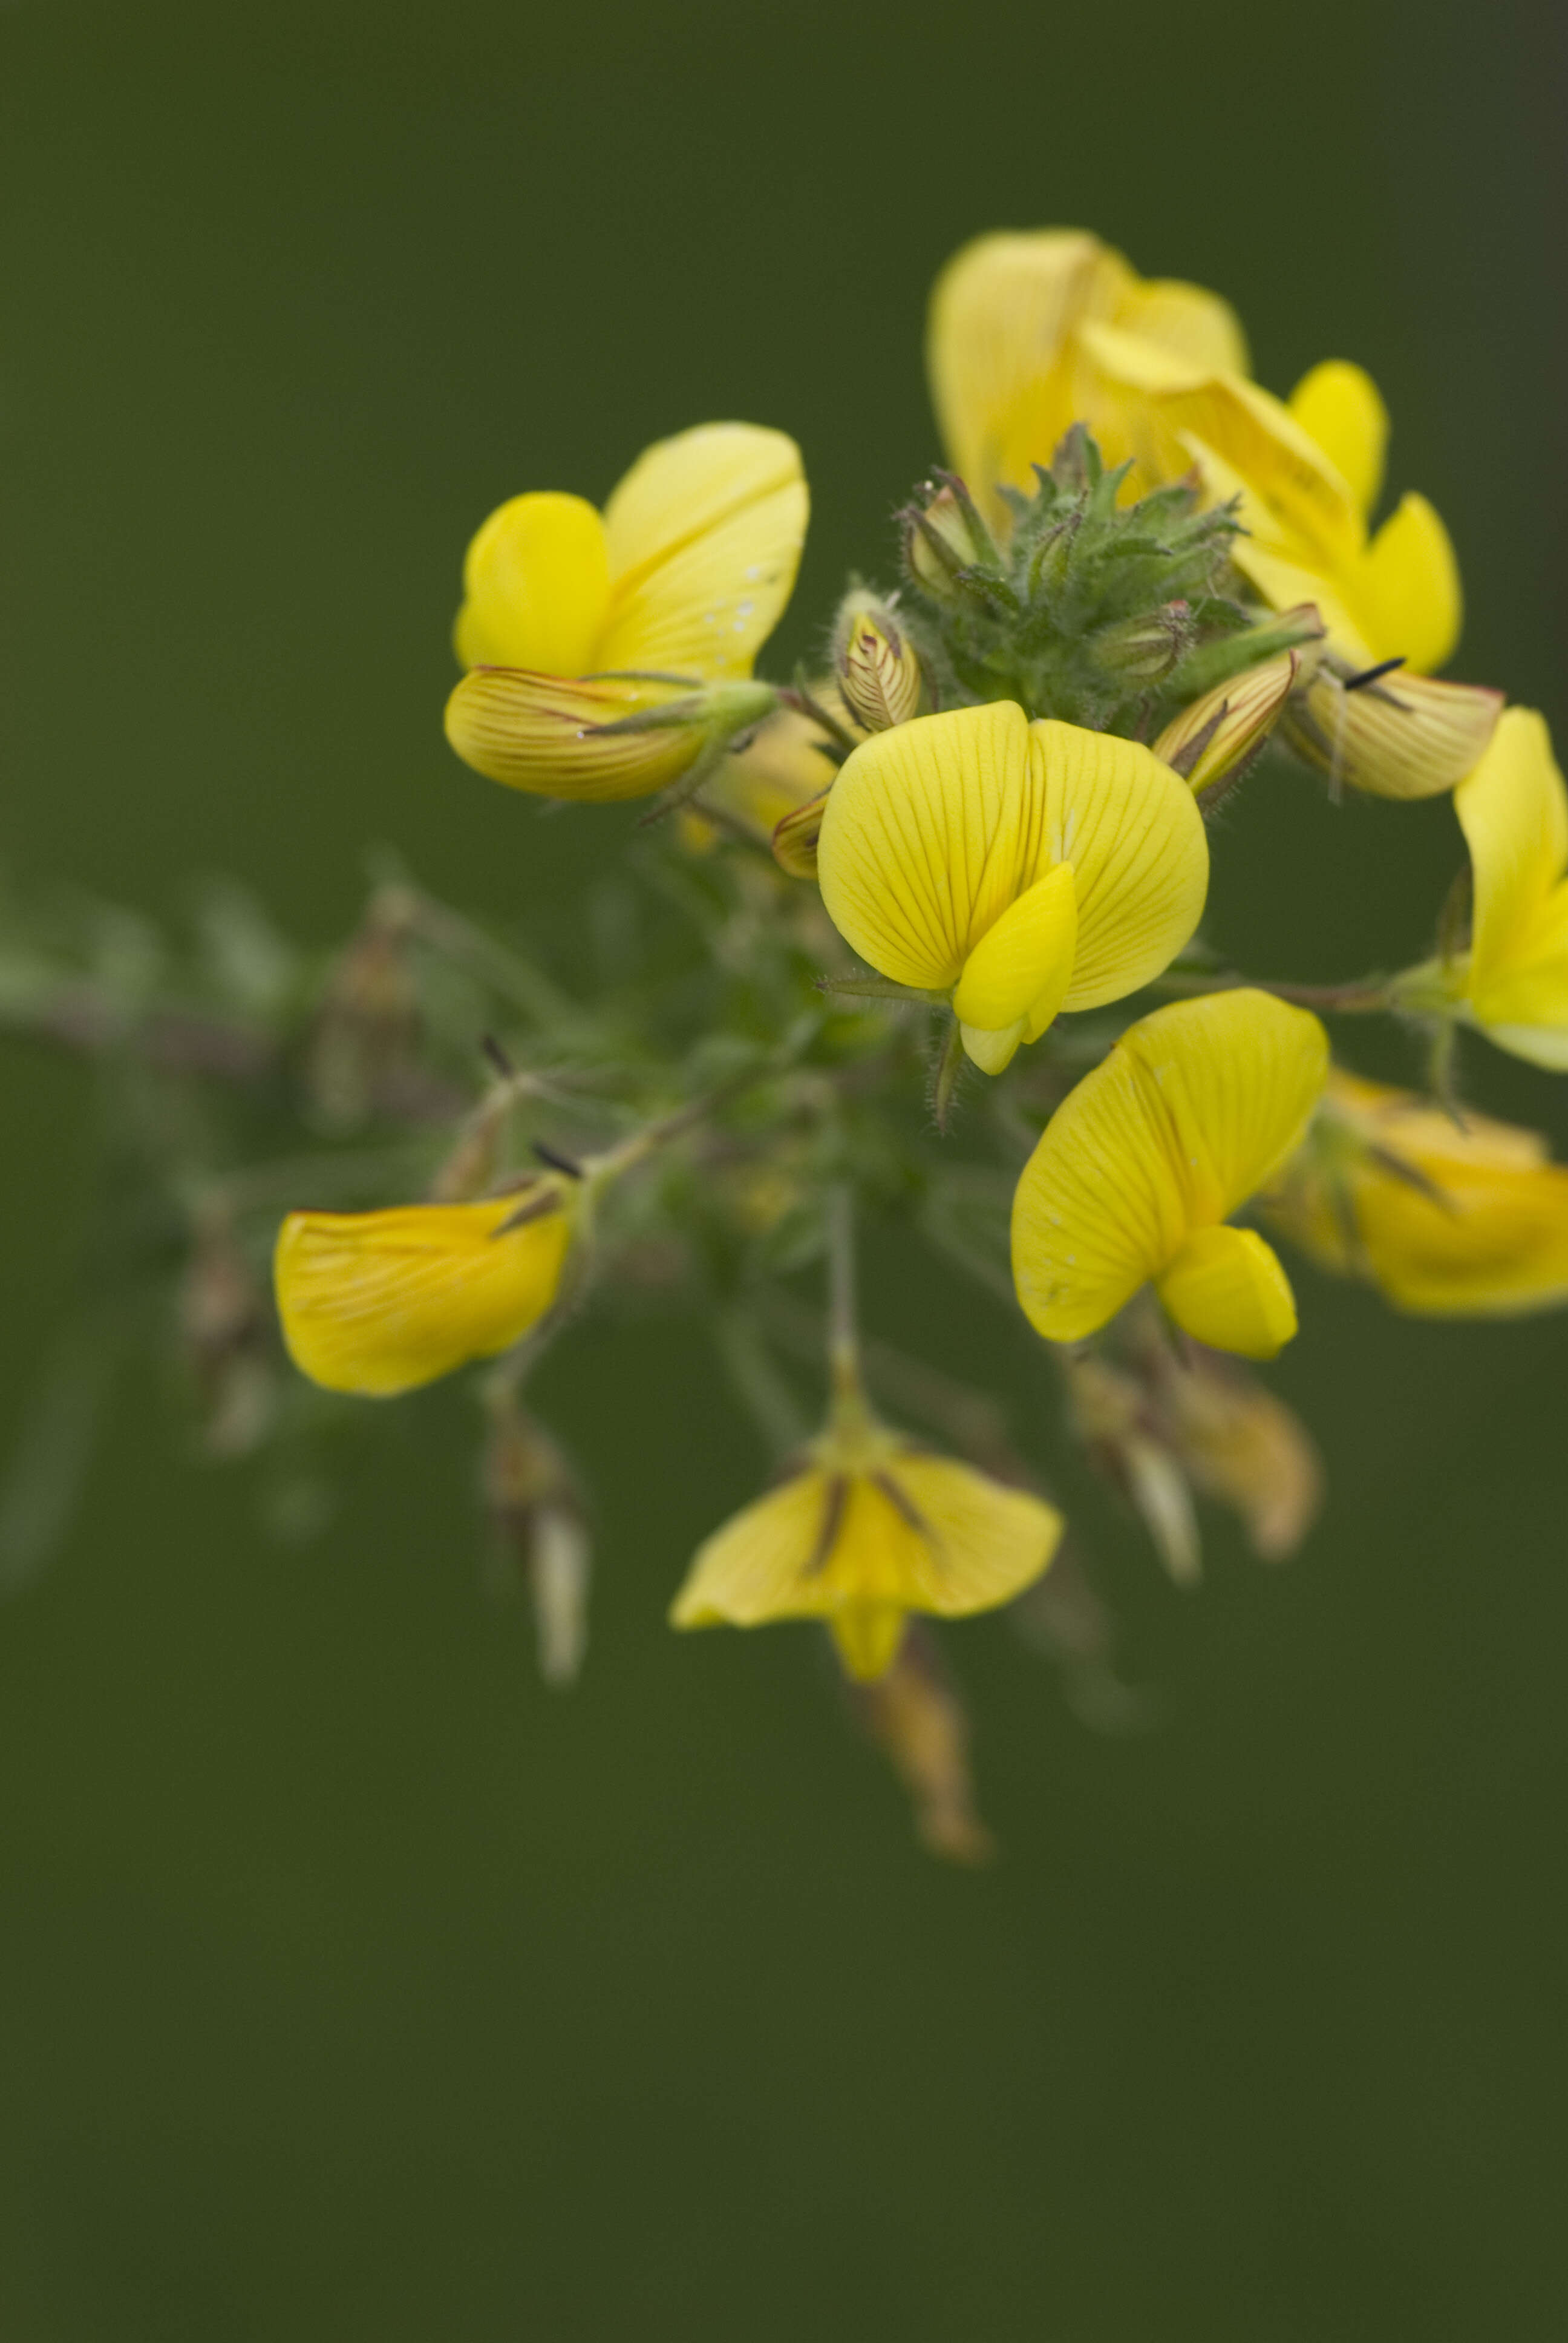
<box><xmin>1066</xmin><ymin>1353</ymin><xmax>1200</xmax><ymax>1586</ymax></box>
<box><xmin>832</xmin><ymin>592</ymin><xmax>923</xmax><ymax>733</ymax></box>
<box><xmin>1091</xmin><ymin>600</ymin><xmax>1196</xmax><ymax>685</ymax></box>
<box><xmin>178</xmin><ymin>1202</ymin><xmax>275</xmax><ymax>1457</ymax></box>
<box><xmin>1154</xmin><ymin>650</ymin><xmax>1299</xmax><ymax>799</ymax></box>
<box><xmin>1281</xmin><ymin>664</ymin><xmax>1503</xmax><ymax>802</ymax></box>
<box><xmin>902</xmin><ymin>477</ymin><xmax>999</xmax><ymax>603</ymax></box>
<box><xmin>445</xmin><ymin>670</ymin><xmax>776</xmax><ymax>805</ymax></box>
<box><xmin>483</xmin><ymin>1401</ymin><xmax>592</xmax><ymax>1686</ymax></box>
<box><xmin>849</xmin><ymin>1622</ymin><xmax>995</xmax><ymax>1865</ymax></box>
<box><xmin>770</xmin><ymin>787</ymin><xmax>831</xmax><ymax>880</ymax></box>
<box><xmin>307</xmin><ymin>886</ymin><xmax>420</xmax><ymax>1130</ymax></box>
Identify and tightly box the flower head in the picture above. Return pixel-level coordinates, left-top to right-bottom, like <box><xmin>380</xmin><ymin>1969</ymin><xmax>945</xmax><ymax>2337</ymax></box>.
<box><xmin>1264</xmin><ymin>1067</ymin><xmax>1568</xmax><ymax>1316</ymax></box>
<box><xmin>445</xmin><ymin>423</ymin><xmax>807</xmax><ymax>799</ymax></box>
<box><xmin>670</xmin><ymin>1415</ymin><xmax>1061</xmax><ymax>1681</ymax></box>
<box><xmin>927</xmin><ymin>230</ymin><xmax>1460</xmax><ymax>675</ymax></box>
<box><xmin>815</xmin><ymin>701</ymin><xmax>1208</xmax><ymax>1073</ymax></box>
<box><xmin>274</xmin><ymin>1181</ymin><xmax>576</xmax><ymax>1397</ymax></box>
<box><xmin>1011</xmin><ymin>989</ymin><xmax>1329</xmax><ymax>1357</ymax></box>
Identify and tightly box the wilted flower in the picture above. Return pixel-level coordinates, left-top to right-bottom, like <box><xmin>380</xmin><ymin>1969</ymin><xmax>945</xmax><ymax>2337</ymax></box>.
<box><xmin>1011</xmin><ymin>991</ymin><xmax>1329</xmax><ymax>1357</ymax></box>
<box><xmin>815</xmin><ymin>701</ymin><xmax>1207</xmax><ymax>1072</ymax></box>
<box><xmin>1281</xmin><ymin>663</ymin><xmax>1503</xmax><ymax>801</ymax></box>
<box><xmin>850</xmin><ymin>1624</ymin><xmax>996</xmax><ymax>1864</ymax></box>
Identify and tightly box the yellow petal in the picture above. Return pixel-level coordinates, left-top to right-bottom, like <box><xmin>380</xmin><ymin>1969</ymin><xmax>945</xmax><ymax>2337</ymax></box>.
<box><xmin>1077</xmin><ymin>325</ymin><xmax>1364</xmax><ymax>572</ymax></box>
<box><xmin>443</xmin><ymin>670</ymin><xmax>704</xmax><ymax>802</ymax></box>
<box><xmin>1281</xmin><ymin>667</ymin><xmax>1501</xmax><ymax>801</ymax></box>
<box><xmin>816</xmin><ymin>703</ymin><xmax>1040</xmax><ymax>990</ymax></box>
<box><xmin>1288</xmin><ymin>361</ymin><xmax>1388</xmax><ymax>518</ymax></box>
<box><xmin>830</xmin><ymin>1605</ymin><xmax>910</xmax><ymax>1682</ymax></box>
<box><xmin>1349</xmin><ymin>491</ymin><xmax>1462</xmax><ymax>672</ymax></box>
<box><xmin>1156</xmin><ymin>1224</ymin><xmax>1298</xmax><ymax>1358</ymax></box>
<box><xmin>1455</xmin><ymin>709</ymin><xmax>1568</xmax><ymax>997</ymax></box>
<box><xmin>275</xmin><ymin>1191</ymin><xmax>573</xmax><ymax>1397</ymax></box>
<box><xmin>959</xmin><ymin>1017</ymin><xmax>1028</xmax><ymax>1074</ymax></box>
<box><xmin>453</xmin><ymin>492</ymin><xmax>610</xmax><ymax>673</ymax></box>
<box><xmin>1028</xmin><ymin>720</ymin><xmax>1209</xmax><ymax>1009</ymax></box>
<box><xmin>953</xmin><ymin>863</ymin><xmax>1078</xmax><ymax>1033</ymax></box>
<box><xmin>1011</xmin><ymin>990</ymin><xmax>1328</xmax><ymax>1343</ymax></box>
<box><xmin>886</xmin><ymin>1454</ymin><xmax>1062</xmax><ymax>1614</ymax></box>
<box><xmin>926</xmin><ymin>229</ymin><xmax>1131</xmax><ymax>512</ymax></box>
<box><xmin>596</xmin><ymin>422</ymin><xmax>807</xmax><ymax>682</ymax></box>
<box><xmin>1113</xmin><ymin>278</ymin><xmax>1250</xmax><ymax>377</ymax></box>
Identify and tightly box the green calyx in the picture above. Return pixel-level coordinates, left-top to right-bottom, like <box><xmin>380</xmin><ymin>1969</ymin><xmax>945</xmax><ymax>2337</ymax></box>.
<box><xmin>897</xmin><ymin>427</ymin><xmax>1269</xmax><ymax>736</ymax></box>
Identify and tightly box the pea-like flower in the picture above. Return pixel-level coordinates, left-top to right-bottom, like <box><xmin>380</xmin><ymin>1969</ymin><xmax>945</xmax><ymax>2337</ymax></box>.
<box><xmin>1264</xmin><ymin>1069</ymin><xmax>1568</xmax><ymax>1316</ymax></box>
<box><xmin>274</xmin><ymin>1181</ymin><xmax>576</xmax><ymax>1397</ymax></box>
<box><xmin>670</xmin><ymin>1417</ymin><xmax>1061</xmax><ymax>1680</ymax></box>
<box><xmin>1413</xmin><ymin>708</ymin><xmax>1568</xmax><ymax>1069</ymax></box>
<box><xmin>445</xmin><ymin>423</ymin><xmax>807</xmax><ymax>801</ymax></box>
<box><xmin>928</xmin><ymin>230</ymin><xmax>1460</xmax><ymax>677</ymax></box>
<box><xmin>1011</xmin><ymin>990</ymin><xmax>1329</xmax><ymax>1357</ymax></box>
<box><xmin>815</xmin><ymin>701</ymin><xmax>1208</xmax><ymax>1073</ymax></box>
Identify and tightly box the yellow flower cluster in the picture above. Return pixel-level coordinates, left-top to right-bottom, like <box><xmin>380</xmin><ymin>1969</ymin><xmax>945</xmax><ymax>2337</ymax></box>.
<box><xmin>264</xmin><ymin>221</ymin><xmax>1568</xmax><ymax>1763</ymax></box>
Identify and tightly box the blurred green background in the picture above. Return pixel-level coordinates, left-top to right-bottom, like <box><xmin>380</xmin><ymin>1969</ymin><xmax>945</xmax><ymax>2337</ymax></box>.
<box><xmin>2</xmin><ymin>2</ymin><xmax>1566</xmax><ymax>2334</ymax></box>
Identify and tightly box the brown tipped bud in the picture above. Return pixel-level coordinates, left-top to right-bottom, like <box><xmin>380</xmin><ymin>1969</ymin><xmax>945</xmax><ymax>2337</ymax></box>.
<box><xmin>770</xmin><ymin>786</ymin><xmax>831</xmax><ymax>880</ymax></box>
<box><xmin>1091</xmin><ymin>599</ymin><xmax>1197</xmax><ymax>685</ymax></box>
<box><xmin>306</xmin><ymin>885</ymin><xmax>420</xmax><ymax>1131</ymax></box>
<box><xmin>483</xmin><ymin>1401</ymin><xmax>592</xmax><ymax>1686</ymax></box>
<box><xmin>1154</xmin><ymin>649</ymin><xmax>1299</xmax><ymax>798</ymax></box>
<box><xmin>1065</xmin><ymin>1354</ymin><xmax>1201</xmax><ymax>1586</ymax></box>
<box><xmin>177</xmin><ymin>1204</ymin><xmax>275</xmax><ymax>1457</ymax></box>
<box><xmin>902</xmin><ymin>478</ymin><xmax>996</xmax><ymax>602</ymax></box>
<box><xmin>1281</xmin><ymin>664</ymin><xmax>1504</xmax><ymax>802</ymax></box>
<box><xmin>832</xmin><ymin>592</ymin><xmax>923</xmax><ymax>733</ymax></box>
<box><xmin>849</xmin><ymin>1622</ymin><xmax>995</xmax><ymax>1865</ymax></box>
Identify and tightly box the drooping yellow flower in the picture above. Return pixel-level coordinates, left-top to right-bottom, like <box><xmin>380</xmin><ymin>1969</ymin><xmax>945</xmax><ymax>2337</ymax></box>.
<box><xmin>274</xmin><ymin>1182</ymin><xmax>575</xmax><ymax>1397</ymax></box>
<box><xmin>670</xmin><ymin>1418</ymin><xmax>1062</xmax><ymax>1681</ymax></box>
<box><xmin>1263</xmin><ymin>1067</ymin><xmax>1568</xmax><ymax>1316</ymax></box>
<box><xmin>815</xmin><ymin>701</ymin><xmax>1208</xmax><ymax>1073</ymax></box>
<box><xmin>1426</xmin><ymin>708</ymin><xmax>1568</xmax><ymax>1069</ymax></box>
<box><xmin>927</xmin><ymin>231</ymin><xmax>1460</xmax><ymax>675</ymax></box>
<box><xmin>1011</xmin><ymin>990</ymin><xmax>1329</xmax><ymax>1357</ymax></box>
<box><xmin>444</xmin><ymin>423</ymin><xmax>808</xmax><ymax>801</ymax></box>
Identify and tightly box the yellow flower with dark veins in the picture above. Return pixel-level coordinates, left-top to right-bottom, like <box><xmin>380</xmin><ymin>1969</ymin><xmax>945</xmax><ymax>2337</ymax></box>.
<box><xmin>670</xmin><ymin>1418</ymin><xmax>1062</xmax><ymax>1682</ymax></box>
<box><xmin>1408</xmin><ymin>708</ymin><xmax>1568</xmax><ymax>1070</ymax></box>
<box><xmin>1011</xmin><ymin>989</ymin><xmax>1329</xmax><ymax>1357</ymax></box>
<box><xmin>927</xmin><ymin>229</ymin><xmax>1460</xmax><ymax>675</ymax></box>
<box><xmin>444</xmin><ymin>422</ymin><xmax>807</xmax><ymax>801</ymax></box>
<box><xmin>274</xmin><ymin>1182</ymin><xmax>575</xmax><ymax>1397</ymax></box>
<box><xmin>815</xmin><ymin>701</ymin><xmax>1208</xmax><ymax>1073</ymax></box>
<box><xmin>1263</xmin><ymin>1067</ymin><xmax>1568</xmax><ymax>1316</ymax></box>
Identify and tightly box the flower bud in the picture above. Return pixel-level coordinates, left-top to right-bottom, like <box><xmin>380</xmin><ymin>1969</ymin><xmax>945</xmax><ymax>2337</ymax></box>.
<box><xmin>178</xmin><ymin>1202</ymin><xmax>275</xmax><ymax>1457</ymax></box>
<box><xmin>901</xmin><ymin>477</ymin><xmax>999</xmax><ymax>603</ymax></box>
<box><xmin>832</xmin><ymin>592</ymin><xmax>923</xmax><ymax>734</ymax></box>
<box><xmin>444</xmin><ymin>671</ymin><xmax>777</xmax><ymax>804</ymax></box>
<box><xmin>1281</xmin><ymin>666</ymin><xmax>1503</xmax><ymax>801</ymax></box>
<box><xmin>770</xmin><ymin>787</ymin><xmax>831</xmax><ymax>879</ymax></box>
<box><xmin>1153</xmin><ymin>649</ymin><xmax>1299</xmax><ymax>798</ymax></box>
<box><xmin>1090</xmin><ymin>599</ymin><xmax>1196</xmax><ymax>685</ymax></box>
<box><xmin>483</xmin><ymin>1401</ymin><xmax>592</xmax><ymax>1686</ymax></box>
<box><xmin>305</xmin><ymin>885</ymin><xmax>420</xmax><ymax>1132</ymax></box>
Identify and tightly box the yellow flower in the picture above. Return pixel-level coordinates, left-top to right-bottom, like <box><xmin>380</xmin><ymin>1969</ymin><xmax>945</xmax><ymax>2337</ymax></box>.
<box><xmin>670</xmin><ymin>1419</ymin><xmax>1062</xmax><ymax>1681</ymax></box>
<box><xmin>927</xmin><ymin>229</ymin><xmax>1247</xmax><ymax>522</ymax></box>
<box><xmin>444</xmin><ymin>422</ymin><xmax>808</xmax><ymax>801</ymax></box>
<box><xmin>1011</xmin><ymin>989</ymin><xmax>1329</xmax><ymax>1357</ymax></box>
<box><xmin>1419</xmin><ymin>707</ymin><xmax>1568</xmax><ymax>1069</ymax></box>
<box><xmin>1263</xmin><ymin>1067</ymin><xmax>1568</xmax><ymax>1316</ymax></box>
<box><xmin>927</xmin><ymin>230</ymin><xmax>1460</xmax><ymax>673</ymax></box>
<box><xmin>274</xmin><ymin>1182</ymin><xmax>575</xmax><ymax>1397</ymax></box>
<box><xmin>815</xmin><ymin>701</ymin><xmax>1209</xmax><ymax>1073</ymax></box>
